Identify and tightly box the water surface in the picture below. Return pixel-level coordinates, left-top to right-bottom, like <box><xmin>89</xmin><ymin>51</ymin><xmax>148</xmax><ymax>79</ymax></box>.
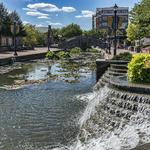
<box><xmin>0</xmin><ymin>54</ymin><xmax>97</xmax><ymax>150</ymax></box>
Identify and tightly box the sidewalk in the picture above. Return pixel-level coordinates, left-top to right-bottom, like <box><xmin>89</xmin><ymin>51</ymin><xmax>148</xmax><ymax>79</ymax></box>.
<box><xmin>104</xmin><ymin>48</ymin><xmax>136</xmax><ymax>59</ymax></box>
<box><xmin>0</xmin><ymin>47</ymin><xmax>60</xmax><ymax>59</ymax></box>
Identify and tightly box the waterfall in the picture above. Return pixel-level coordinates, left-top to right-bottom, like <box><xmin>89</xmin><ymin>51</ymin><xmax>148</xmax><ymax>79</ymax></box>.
<box><xmin>79</xmin><ymin>86</ymin><xmax>109</xmax><ymax>126</ymax></box>
<box><xmin>69</xmin><ymin>84</ymin><xmax>150</xmax><ymax>150</ymax></box>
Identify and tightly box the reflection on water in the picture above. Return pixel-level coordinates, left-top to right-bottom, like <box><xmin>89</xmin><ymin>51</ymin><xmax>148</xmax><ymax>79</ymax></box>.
<box><xmin>0</xmin><ymin>52</ymin><xmax>98</xmax><ymax>87</ymax></box>
<box><xmin>0</xmin><ymin>52</ymin><xmax>98</xmax><ymax>150</ymax></box>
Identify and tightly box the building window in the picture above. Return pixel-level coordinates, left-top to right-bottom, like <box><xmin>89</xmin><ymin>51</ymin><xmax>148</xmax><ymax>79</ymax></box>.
<box><xmin>101</xmin><ymin>22</ymin><xmax>107</xmax><ymax>27</ymax></box>
<box><xmin>102</xmin><ymin>16</ymin><xmax>107</xmax><ymax>21</ymax></box>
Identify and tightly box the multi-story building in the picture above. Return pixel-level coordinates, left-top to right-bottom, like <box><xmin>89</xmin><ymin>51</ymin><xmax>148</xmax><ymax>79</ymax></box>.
<box><xmin>92</xmin><ymin>6</ymin><xmax>129</xmax><ymax>30</ymax></box>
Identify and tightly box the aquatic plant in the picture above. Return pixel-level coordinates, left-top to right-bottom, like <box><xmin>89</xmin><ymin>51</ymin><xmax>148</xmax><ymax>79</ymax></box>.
<box><xmin>57</xmin><ymin>51</ymin><xmax>71</xmax><ymax>59</ymax></box>
<box><xmin>128</xmin><ymin>53</ymin><xmax>150</xmax><ymax>83</ymax></box>
<box><xmin>46</xmin><ymin>51</ymin><xmax>59</xmax><ymax>59</ymax></box>
<box><xmin>46</xmin><ymin>51</ymin><xmax>55</xmax><ymax>59</ymax></box>
<box><xmin>70</xmin><ymin>47</ymin><xmax>81</xmax><ymax>57</ymax></box>
<box><xmin>87</xmin><ymin>48</ymin><xmax>99</xmax><ymax>53</ymax></box>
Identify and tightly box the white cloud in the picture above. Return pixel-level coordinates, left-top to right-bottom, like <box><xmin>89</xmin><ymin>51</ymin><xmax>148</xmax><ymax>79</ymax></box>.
<box><xmin>27</xmin><ymin>3</ymin><xmax>61</xmax><ymax>12</ymax></box>
<box><xmin>26</xmin><ymin>3</ymin><xmax>76</xmax><ymax>13</ymax></box>
<box><xmin>37</xmin><ymin>16</ymin><xmax>49</xmax><ymax>19</ymax></box>
<box><xmin>26</xmin><ymin>11</ymin><xmax>49</xmax><ymax>17</ymax></box>
<box><xmin>23</xmin><ymin>7</ymin><xmax>37</xmax><ymax>12</ymax></box>
<box><xmin>62</xmin><ymin>7</ymin><xmax>76</xmax><ymax>12</ymax></box>
<box><xmin>46</xmin><ymin>21</ymin><xmax>63</xmax><ymax>26</ymax></box>
<box><xmin>36</xmin><ymin>24</ymin><xmax>45</xmax><ymax>27</ymax></box>
<box><xmin>23</xmin><ymin>21</ymin><xmax>30</xmax><ymax>25</ymax></box>
<box><xmin>75</xmin><ymin>10</ymin><xmax>94</xmax><ymax>18</ymax></box>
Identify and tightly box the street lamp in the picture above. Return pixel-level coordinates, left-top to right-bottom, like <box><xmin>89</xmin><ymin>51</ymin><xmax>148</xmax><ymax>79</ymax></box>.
<box><xmin>11</xmin><ymin>21</ymin><xmax>18</xmax><ymax>56</ymax></box>
<box><xmin>108</xmin><ymin>28</ymin><xmax>111</xmax><ymax>54</ymax></box>
<box><xmin>48</xmin><ymin>25</ymin><xmax>51</xmax><ymax>51</ymax></box>
<box><xmin>113</xmin><ymin>4</ymin><xmax>118</xmax><ymax>56</ymax></box>
<box><xmin>14</xmin><ymin>21</ymin><xmax>18</xmax><ymax>56</ymax></box>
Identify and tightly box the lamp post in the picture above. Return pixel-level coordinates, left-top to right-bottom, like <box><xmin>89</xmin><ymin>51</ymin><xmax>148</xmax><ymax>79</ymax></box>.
<box><xmin>48</xmin><ymin>25</ymin><xmax>51</xmax><ymax>51</ymax></box>
<box><xmin>113</xmin><ymin>4</ymin><xmax>118</xmax><ymax>56</ymax></box>
<box><xmin>13</xmin><ymin>21</ymin><xmax>18</xmax><ymax>56</ymax></box>
<box><xmin>108</xmin><ymin>28</ymin><xmax>111</xmax><ymax>54</ymax></box>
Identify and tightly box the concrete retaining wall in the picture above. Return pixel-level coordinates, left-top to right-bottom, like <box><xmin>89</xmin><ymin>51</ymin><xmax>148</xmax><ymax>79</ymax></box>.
<box><xmin>0</xmin><ymin>52</ymin><xmax>47</xmax><ymax>66</ymax></box>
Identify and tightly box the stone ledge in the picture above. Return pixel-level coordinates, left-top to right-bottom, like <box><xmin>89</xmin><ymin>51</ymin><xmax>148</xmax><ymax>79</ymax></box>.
<box><xmin>132</xmin><ymin>143</ymin><xmax>150</xmax><ymax>150</ymax></box>
<box><xmin>109</xmin><ymin>76</ymin><xmax>150</xmax><ymax>95</ymax></box>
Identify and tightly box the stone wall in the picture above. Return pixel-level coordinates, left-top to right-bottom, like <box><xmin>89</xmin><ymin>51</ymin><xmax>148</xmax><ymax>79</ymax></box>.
<box><xmin>59</xmin><ymin>36</ymin><xmax>107</xmax><ymax>50</ymax></box>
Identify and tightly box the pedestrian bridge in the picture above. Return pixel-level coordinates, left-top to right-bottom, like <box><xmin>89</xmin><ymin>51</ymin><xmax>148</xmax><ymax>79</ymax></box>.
<box><xmin>58</xmin><ymin>36</ymin><xmax>107</xmax><ymax>50</ymax></box>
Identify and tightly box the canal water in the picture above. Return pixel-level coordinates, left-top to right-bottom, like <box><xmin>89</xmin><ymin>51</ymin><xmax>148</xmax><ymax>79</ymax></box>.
<box><xmin>0</xmin><ymin>53</ymin><xmax>97</xmax><ymax>150</ymax></box>
<box><xmin>0</xmin><ymin>52</ymin><xmax>150</xmax><ymax>150</ymax></box>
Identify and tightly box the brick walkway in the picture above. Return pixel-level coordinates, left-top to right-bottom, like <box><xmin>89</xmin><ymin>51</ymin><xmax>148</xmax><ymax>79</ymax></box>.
<box><xmin>0</xmin><ymin>47</ymin><xmax>60</xmax><ymax>59</ymax></box>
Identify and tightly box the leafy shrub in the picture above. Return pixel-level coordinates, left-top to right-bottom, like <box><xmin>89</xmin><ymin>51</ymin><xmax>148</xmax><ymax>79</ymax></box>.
<box><xmin>87</xmin><ymin>48</ymin><xmax>98</xmax><ymax>53</ymax></box>
<box><xmin>57</xmin><ymin>51</ymin><xmax>66</xmax><ymax>58</ymax></box>
<box><xmin>57</xmin><ymin>51</ymin><xmax>71</xmax><ymax>59</ymax></box>
<box><xmin>112</xmin><ymin>52</ymin><xmax>132</xmax><ymax>61</ymax></box>
<box><xmin>46</xmin><ymin>51</ymin><xmax>54</xmax><ymax>59</ymax></box>
<box><xmin>70</xmin><ymin>47</ymin><xmax>81</xmax><ymax>57</ymax></box>
<box><xmin>65</xmin><ymin>52</ymin><xmax>71</xmax><ymax>58</ymax></box>
<box><xmin>46</xmin><ymin>51</ymin><xmax>59</xmax><ymax>59</ymax></box>
<box><xmin>128</xmin><ymin>54</ymin><xmax>150</xmax><ymax>83</ymax></box>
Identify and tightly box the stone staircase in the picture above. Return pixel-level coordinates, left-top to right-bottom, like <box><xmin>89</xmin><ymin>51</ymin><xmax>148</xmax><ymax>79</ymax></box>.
<box><xmin>95</xmin><ymin>63</ymin><xmax>128</xmax><ymax>89</ymax></box>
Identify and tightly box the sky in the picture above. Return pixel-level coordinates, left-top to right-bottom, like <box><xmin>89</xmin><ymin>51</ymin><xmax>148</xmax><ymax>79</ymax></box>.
<box><xmin>1</xmin><ymin>0</ymin><xmax>139</xmax><ymax>30</ymax></box>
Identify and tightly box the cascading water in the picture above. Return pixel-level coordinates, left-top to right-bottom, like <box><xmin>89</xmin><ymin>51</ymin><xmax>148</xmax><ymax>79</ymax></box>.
<box><xmin>58</xmin><ymin>82</ymin><xmax>150</xmax><ymax>150</ymax></box>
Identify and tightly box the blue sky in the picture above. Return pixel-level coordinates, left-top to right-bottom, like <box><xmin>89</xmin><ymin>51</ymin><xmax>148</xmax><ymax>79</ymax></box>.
<box><xmin>1</xmin><ymin>0</ymin><xmax>139</xmax><ymax>30</ymax></box>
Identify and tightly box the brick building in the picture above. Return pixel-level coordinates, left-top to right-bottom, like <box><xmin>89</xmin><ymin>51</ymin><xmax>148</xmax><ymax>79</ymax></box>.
<box><xmin>92</xmin><ymin>6</ymin><xmax>129</xmax><ymax>30</ymax></box>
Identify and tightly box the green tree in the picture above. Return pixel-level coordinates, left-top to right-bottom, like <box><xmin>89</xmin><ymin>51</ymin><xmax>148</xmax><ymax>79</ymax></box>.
<box><xmin>0</xmin><ymin>3</ymin><xmax>26</xmax><ymax>46</ymax></box>
<box><xmin>35</xmin><ymin>30</ymin><xmax>47</xmax><ymax>46</ymax></box>
<box><xmin>83</xmin><ymin>29</ymin><xmax>107</xmax><ymax>39</ymax></box>
<box><xmin>0</xmin><ymin>3</ymin><xmax>9</xmax><ymax>45</ymax></box>
<box><xmin>61</xmin><ymin>23</ymin><xmax>82</xmax><ymax>39</ymax></box>
<box><xmin>130</xmin><ymin>0</ymin><xmax>150</xmax><ymax>38</ymax></box>
<box><xmin>51</xmin><ymin>28</ymin><xmax>61</xmax><ymax>44</ymax></box>
<box><xmin>23</xmin><ymin>24</ymin><xmax>46</xmax><ymax>47</ymax></box>
<box><xmin>126</xmin><ymin>23</ymin><xmax>138</xmax><ymax>42</ymax></box>
<box><xmin>8</xmin><ymin>11</ymin><xmax>26</xmax><ymax>36</ymax></box>
<box><xmin>23</xmin><ymin>25</ymin><xmax>37</xmax><ymax>48</ymax></box>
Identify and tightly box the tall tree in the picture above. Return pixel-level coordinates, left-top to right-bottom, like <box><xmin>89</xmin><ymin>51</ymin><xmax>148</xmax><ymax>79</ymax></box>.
<box><xmin>9</xmin><ymin>11</ymin><xmax>25</xmax><ymax>36</ymax></box>
<box><xmin>23</xmin><ymin>25</ymin><xmax>37</xmax><ymax>48</ymax></box>
<box><xmin>0</xmin><ymin>3</ymin><xmax>8</xmax><ymax>45</ymax></box>
<box><xmin>23</xmin><ymin>24</ymin><xmax>46</xmax><ymax>47</ymax></box>
<box><xmin>126</xmin><ymin>23</ymin><xmax>139</xmax><ymax>42</ymax></box>
<box><xmin>129</xmin><ymin>0</ymin><xmax>150</xmax><ymax>38</ymax></box>
<box><xmin>61</xmin><ymin>23</ymin><xmax>82</xmax><ymax>39</ymax></box>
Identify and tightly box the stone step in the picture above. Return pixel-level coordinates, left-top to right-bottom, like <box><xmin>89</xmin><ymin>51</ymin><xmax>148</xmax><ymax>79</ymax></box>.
<box><xmin>111</xmin><ymin>64</ymin><xmax>128</xmax><ymax>69</ymax></box>
<box><xmin>108</xmin><ymin>70</ymin><xmax>127</xmax><ymax>76</ymax></box>
<box><xmin>109</xmin><ymin>91</ymin><xmax>150</xmax><ymax>105</ymax></box>
<box><xmin>97</xmin><ymin>103</ymin><xmax>133</xmax><ymax>121</ymax></box>
<box><xmin>108</xmin><ymin>67</ymin><xmax>127</xmax><ymax>73</ymax></box>
<box><xmin>106</xmin><ymin>97</ymin><xmax>139</xmax><ymax>112</ymax></box>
